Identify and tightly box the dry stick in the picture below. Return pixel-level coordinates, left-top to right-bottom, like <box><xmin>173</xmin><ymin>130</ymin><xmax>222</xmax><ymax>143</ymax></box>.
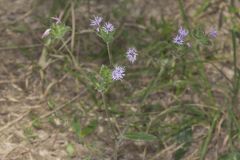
<box><xmin>58</xmin><ymin>29</ymin><xmax>94</xmax><ymax>51</ymax></box>
<box><xmin>71</xmin><ymin>1</ymin><xmax>76</xmax><ymax>52</ymax></box>
<box><xmin>0</xmin><ymin>44</ymin><xmax>42</xmax><ymax>51</ymax></box>
<box><xmin>0</xmin><ymin>111</ymin><xmax>30</xmax><ymax>133</ymax></box>
<box><xmin>43</xmin><ymin>74</ymin><xmax>68</xmax><ymax>97</ymax></box>
<box><xmin>60</xmin><ymin>39</ymin><xmax>79</xmax><ymax>69</ymax></box>
<box><xmin>39</xmin><ymin>91</ymin><xmax>85</xmax><ymax>119</ymax></box>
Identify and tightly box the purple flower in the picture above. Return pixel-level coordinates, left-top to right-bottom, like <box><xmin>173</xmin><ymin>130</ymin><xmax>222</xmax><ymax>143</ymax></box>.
<box><xmin>42</xmin><ymin>28</ymin><xmax>51</xmax><ymax>38</ymax></box>
<box><xmin>103</xmin><ymin>22</ymin><xmax>114</xmax><ymax>33</ymax></box>
<box><xmin>90</xmin><ymin>16</ymin><xmax>103</xmax><ymax>31</ymax></box>
<box><xmin>126</xmin><ymin>47</ymin><xmax>138</xmax><ymax>63</ymax></box>
<box><xmin>112</xmin><ymin>66</ymin><xmax>125</xmax><ymax>81</ymax></box>
<box><xmin>209</xmin><ymin>28</ymin><xmax>217</xmax><ymax>38</ymax></box>
<box><xmin>51</xmin><ymin>16</ymin><xmax>61</xmax><ymax>24</ymax></box>
<box><xmin>173</xmin><ymin>35</ymin><xmax>184</xmax><ymax>45</ymax></box>
<box><xmin>178</xmin><ymin>26</ymin><xmax>188</xmax><ymax>38</ymax></box>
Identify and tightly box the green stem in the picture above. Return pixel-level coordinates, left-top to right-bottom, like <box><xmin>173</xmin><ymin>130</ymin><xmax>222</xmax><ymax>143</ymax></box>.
<box><xmin>200</xmin><ymin>113</ymin><xmax>220</xmax><ymax>160</ymax></box>
<box><xmin>61</xmin><ymin>39</ymin><xmax>79</xmax><ymax>69</ymax></box>
<box><xmin>230</xmin><ymin>28</ymin><xmax>240</xmax><ymax>149</ymax></box>
<box><xmin>107</xmin><ymin>42</ymin><xmax>113</xmax><ymax>66</ymax></box>
<box><xmin>177</xmin><ymin>0</ymin><xmax>190</xmax><ymax>29</ymax></box>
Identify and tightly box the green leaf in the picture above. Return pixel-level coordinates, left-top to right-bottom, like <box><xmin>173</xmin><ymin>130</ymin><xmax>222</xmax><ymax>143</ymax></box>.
<box><xmin>71</xmin><ymin>117</ymin><xmax>81</xmax><ymax>138</ymax></box>
<box><xmin>98</xmin><ymin>27</ymin><xmax>115</xmax><ymax>43</ymax></box>
<box><xmin>123</xmin><ymin>132</ymin><xmax>158</xmax><ymax>141</ymax></box>
<box><xmin>192</xmin><ymin>27</ymin><xmax>210</xmax><ymax>45</ymax></box>
<box><xmin>51</xmin><ymin>23</ymin><xmax>70</xmax><ymax>40</ymax></box>
<box><xmin>100</xmin><ymin>65</ymin><xmax>112</xmax><ymax>83</ymax></box>
<box><xmin>97</xmin><ymin>65</ymin><xmax>112</xmax><ymax>93</ymax></box>
<box><xmin>80</xmin><ymin>120</ymin><xmax>98</xmax><ymax>138</ymax></box>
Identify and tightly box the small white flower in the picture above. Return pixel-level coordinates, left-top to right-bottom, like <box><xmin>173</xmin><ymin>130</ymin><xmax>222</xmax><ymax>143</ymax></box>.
<box><xmin>126</xmin><ymin>48</ymin><xmax>138</xmax><ymax>63</ymax></box>
<box><xmin>90</xmin><ymin>16</ymin><xmax>103</xmax><ymax>27</ymax></box>
<box><xmin>103</xmin><ymin>22</ymin><xmax>114</xmax><ymax>33</ymax></box>
<box><xmin>112</xmin><ymin>66</ymin><xmax>125</xmax><ymax>81</ymax></box>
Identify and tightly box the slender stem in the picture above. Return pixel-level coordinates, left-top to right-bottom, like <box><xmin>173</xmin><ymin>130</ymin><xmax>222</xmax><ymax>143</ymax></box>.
<box><xmin>38</xmin><ymin>39</ymin><xmax>51</xmax><ymax>69</ymax></box>
<box><xmin>200</xmin><ymin>113</ymin><xmax>220</xmax><ymax>160</ymax></box>
<box><xmin>177</xmin><ymin>0</ymin><xmax>190</xmax><ymax>29</ymax></box>
<box><xmin>101</xmin><ymin>92</ymin><xmax>117</xmax><ymax>138</ymax></box>
<box><xmin>61</xmin><ymin>39</ymin><xmax>79</xmax><ymax>69</ymax></box>
<box><xmin>71</xmin><ymin>1</ymin><xmax>76</xmax><ymax>52</ymax></box>
<box><xmin>230</xmin><ymin>28</ymin><xmax>240</xmax><ymax>149</ymax></box>
<box><xmin>101</xmin><ymin>92</ymin><xmax>118</xmax><ymax>160</ymax></box>
<box><xmin>107</xmin><ymin>42</ymin><xmax>113</xmax><ymax>66</ymax></box>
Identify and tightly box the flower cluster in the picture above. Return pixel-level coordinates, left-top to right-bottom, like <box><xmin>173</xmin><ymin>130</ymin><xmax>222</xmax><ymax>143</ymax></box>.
<box><xmin>173</xmin><ymin>26</ymin><xmax>188</xmax><ymax>45</ymax></box>
<box><xmin>90</xmin><ymin>16</ymin><xmax>139</xmax><ymax>81</ymax></box>
<box><xmin>111</xmin><ymin>47</ymin><xmax>138</xmax><ymax>81</ymax></box>
<box><xmin>90</xmin><ymin>16</ymin><xmax>114</xmax><ymax>33</ymax></box>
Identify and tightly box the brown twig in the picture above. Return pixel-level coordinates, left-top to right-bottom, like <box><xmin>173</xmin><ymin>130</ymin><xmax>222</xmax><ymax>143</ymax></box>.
<box><xmin>39</xmin><ymin>90</ymin><xmax>86</xmax><ymax>119</ymax></box>
<box><xmin>0</xmin><ymin>111</ymin><xmax>30</xmax><ymax>133</ymax></box>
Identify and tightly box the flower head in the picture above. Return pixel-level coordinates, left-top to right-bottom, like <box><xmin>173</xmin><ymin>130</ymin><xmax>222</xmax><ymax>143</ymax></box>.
<box><xmin>112</xmin><ymin>66</ymin><xmax>125</xmax><ymax>81</ymax></box>
<box><xmin>103</xmin><ymin>22</ymin><xmax>114</xmax><ymax>33</ymax></box>
<box><xmin>209</xmin><ymin>28</ymin><xmax>217</xmax><ymax>38</ymax></box>
<box><xmin>42</xmin><ymin>28</ymin><xmax>51</xmax><ymax>38</ymax></box>
<box><xmin>173</xmin><ymin>35</ymin><xmax>184</xmax><ymax>45</ymax></box>
<box><xmin>90</xmin><ymin>16</ymin><xmax>103</xmax><ymax>27</ymax></box>
<box><xmin>178</xmin><ymin>26</ymin><xmax>188</xmax><ymax>38</ymax></box>
<box><xmin>126</xmin><ymin>47</ymin><xmax>138</xmax><ymax>63</ymax></box>
<box><xmin>51</xmin><ymin>16</ymin><xmax>61</xmax><ymax>24</ymax></box>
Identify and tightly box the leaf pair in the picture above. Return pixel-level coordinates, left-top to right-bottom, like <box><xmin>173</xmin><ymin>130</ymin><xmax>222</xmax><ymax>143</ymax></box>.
<box><xmin>89</xmin><ymin>65</ymin><xmax>113</xmax><ymax>93</ymax></box>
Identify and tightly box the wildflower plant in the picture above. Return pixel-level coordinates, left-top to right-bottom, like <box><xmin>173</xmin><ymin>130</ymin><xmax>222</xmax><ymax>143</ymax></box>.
<box><xmin>34</xmin><ymin>2</ymin><xmax>239</xmax><ymax>160</ymax></box>
<box><xmin>86</xmin><ymin>16</ymin><xmax>140</xmax><ymax>156</ymax></box>
<box><xmin>39</xmin><ymin>16</ymin><xmax>70</xmax><ymax>69</ymax></box>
